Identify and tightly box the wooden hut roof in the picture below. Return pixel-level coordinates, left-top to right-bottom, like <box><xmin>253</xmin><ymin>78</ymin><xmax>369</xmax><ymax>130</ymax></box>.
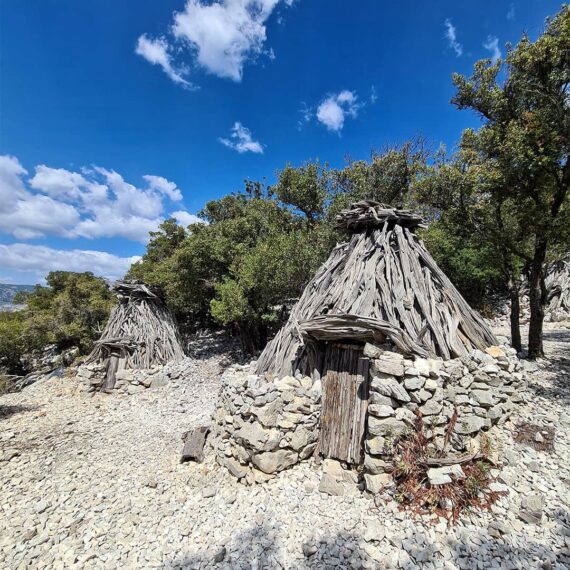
<box><xmin>256</xmin><ymin>201</ymin><xmax>497</xmax><ymax>378</ymax></box>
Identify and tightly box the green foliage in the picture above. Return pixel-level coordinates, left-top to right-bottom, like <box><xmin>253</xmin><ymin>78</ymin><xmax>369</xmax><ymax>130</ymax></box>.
<box><xmin>0</xmin><ymin>312</ymin><xmax>26</xmax><ymax>374</ymax></box>
<box><xmin>331</xmin><ymin>139</ymin><xmax>430</xmax><ymax>214</ymax></box>
<box><xmin>450</xmin><ymin>6</ymin><xmax>570</xmax><ymax>355</ymax></box>
<box><xmin>273</xmin><ymin>161</ymin><xmax>329</xmax><ymax>223</ymax></box>
<box><xmin>0</xmin><ymin>272</ymin><xmax>113</xmax><ymax>374</ymax></box>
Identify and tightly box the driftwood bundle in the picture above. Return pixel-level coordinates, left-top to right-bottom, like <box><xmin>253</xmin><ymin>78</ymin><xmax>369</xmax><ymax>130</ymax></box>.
<box><xmin>545</xmin><ymin>255</ymin><xmax>570</xmax><ymax>316</ymax></box>
<box><xmin>87</xmin><ymin>281</ymin><xmax>184</xmax><ymax>372</ymax></box>
<box><xmin>257</xmin><ymin>201</ymin><xmax>497</xmax><ymax>378</ymax></box>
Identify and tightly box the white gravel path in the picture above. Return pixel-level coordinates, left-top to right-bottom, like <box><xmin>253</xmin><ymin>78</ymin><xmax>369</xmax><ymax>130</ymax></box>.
<box><xmin>1</xmin><ymin>326</ymin><xmax>569</xmax><ymax>569</ymax></box>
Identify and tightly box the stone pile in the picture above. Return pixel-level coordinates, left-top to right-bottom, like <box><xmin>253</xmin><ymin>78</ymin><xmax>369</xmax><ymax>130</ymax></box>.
<box><xmin>75</xmin><ymin>357</ymin><xmax>204</xmax><ymax>394</ymax></box>
<box><xmin>214</xmin><ymin>341</ymin><xmax>526</xmax><ymax>495</ymax></box>
<box><xmin>210</xmin><ymin>366</ymin><xmax>321</xmax><ymax>484</ymax></box>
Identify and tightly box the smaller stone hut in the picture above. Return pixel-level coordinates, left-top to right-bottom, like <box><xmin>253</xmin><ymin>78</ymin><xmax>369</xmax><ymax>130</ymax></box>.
<box><xmin>78</xmin><ymin>281</ymin><xmax>184</xmax><ymax>391</ymax></box>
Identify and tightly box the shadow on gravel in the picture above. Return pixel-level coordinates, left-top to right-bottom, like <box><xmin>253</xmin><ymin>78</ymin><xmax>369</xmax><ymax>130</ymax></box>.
<box><xmin>185</xmin><ymin>331</ymin><xmax>244</xmax><ymax>363</ymax></box>
<box><xmin>0</xmin><ymin>404</ymin><xmax>38</xmax><ymax>420</ymax></box>
<box><xmin>524</xmin><ymin>328</ymin><xmax>570</xmax><ymax>406</ymax></box>
<box><xmin>163</xmin><ymin>517</ymin><xmax>569</xmax><ymax>569</ymax></box>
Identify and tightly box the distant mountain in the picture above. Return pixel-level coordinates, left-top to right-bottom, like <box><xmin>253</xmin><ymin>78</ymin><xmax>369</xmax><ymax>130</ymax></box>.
<box><xmin>0</xmin><ymin>284</ymin><xmax>35</xmax><ymax>311</ymax></box>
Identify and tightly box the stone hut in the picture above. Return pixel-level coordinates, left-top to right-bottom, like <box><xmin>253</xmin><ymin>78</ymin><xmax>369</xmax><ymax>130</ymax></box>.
<box><xmin>211</xmin><ymin>202</ymin><xmax>523</xmax><ymax>492</ymax></box>
<box><xmin>79</xmin><ymin>281</ymin><xmax>184</xmax><ymax>391</ymax></box>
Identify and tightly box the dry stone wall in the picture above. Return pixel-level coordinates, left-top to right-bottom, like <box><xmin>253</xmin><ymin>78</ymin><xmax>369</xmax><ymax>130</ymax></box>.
<box><xmin>76</xmin><ymin>363</ymin><xmax>171</xmax><ymax>394</ymax></box>
<box><xmin>362</xmin><ymin>343</ymin><xmax>525</xmax><ymax>493</ymax></box>
<box><xmin>210</xmin><ymin>367</ymin><xmax>321</xmax><ymax>485</ymax></box>
<box><xmin>212</xmin><ymin>343</ymin><xmax>526</xmax><ymax>495</ymax></box>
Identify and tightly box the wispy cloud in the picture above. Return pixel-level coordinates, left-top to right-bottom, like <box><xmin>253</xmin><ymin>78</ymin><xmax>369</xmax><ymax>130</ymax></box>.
<box><xmin>137</xmin><ymin>0</ymin><xmax>294</xmax><ymax>87</ymax></box>
<box><xmin>507</xmin><ymin>3</ymin><xmax>515</xmax><ymax>20</ymax></box>
<box><xmin>219</xmin><ymin>122</ymin><xmax>264</xmax><ymax>154</ymax></box>
<box><xmin>135</xmin><ymin>35</ymin><xmax>192</xmax><ymax>88</ymax></box>
<box><xmin>370</xmin><ymin>86</ymin><xmax>378</xmax><ymax>104</ymax></box>
<box><xmin>483</xmin><ymin>35</ymin><xmax>502</xmax><ymax>63</ymax></box>
<box><xmin>444</xmin><ymin>19</ymin><xmax>463</xmax><ymax>57</ymax></box>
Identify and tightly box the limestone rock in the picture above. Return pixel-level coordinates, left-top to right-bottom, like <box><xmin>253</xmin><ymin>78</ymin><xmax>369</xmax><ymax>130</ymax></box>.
<box><xmin>372</xmin><ymin>359</ymin><xmax>404</xmax><ymax>378</ymax></box>
<box><xmin>519</xmin><ymin>493</ymin><xmax>544</xmax><ymax>525</ymax></box>
<box><xmin>370</xmin><ymin>377</ymin><xmax>410</xmax><ymax>402</ymax></box>
<box><xmin>363</xmin><ymin>343</ymin><xmax>383</xmax><ymax>359</ymax></box>
<box><xmin>251</xmin><ymin>449</ymin><xmax>298</xmax><ymax>474</ymax></box>
<box><xmin>455</xmin><ymin>415</ymin><xmax>486</xmax><ymax>435</ymax></box>
<box><xmin>367</xmin><ymin>417</ymin><xmax>407</xmax><ymax>438</ymax></box>
<box><xmin>368</xmin><ymin>404</ymin><xmax>394</xmax><ymax>418</ymax></box>
<box><xmin>403</xmin><ymin>376</ymin><xmax>425</xmax><ymax>391</ymax></box>
<box><xmin>364</xmin><ymin>473</ymin><xmax>391</xmax><ymax>494</ymax></box>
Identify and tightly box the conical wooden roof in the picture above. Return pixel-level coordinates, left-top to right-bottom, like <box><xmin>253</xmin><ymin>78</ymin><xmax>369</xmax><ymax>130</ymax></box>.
<box><xmin>256</xmin><ymin>200</ymin><xmax>497</xmax><ymax>378</ymax></box>
<box><xmin>87</xmin><ymin>281</ymin><xmax>184</xmax><ymax>370</ymax></box>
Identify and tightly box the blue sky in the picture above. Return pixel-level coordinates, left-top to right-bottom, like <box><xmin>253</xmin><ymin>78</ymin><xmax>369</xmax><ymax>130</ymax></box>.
<box><xmin>0</xmin><ymin>0</ymin><xmax>562</xmax><ymax>284</ymax></box>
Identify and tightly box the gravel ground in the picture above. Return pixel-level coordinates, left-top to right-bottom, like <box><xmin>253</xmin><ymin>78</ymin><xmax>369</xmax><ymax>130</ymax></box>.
<box><xmin>1</xmin><ymin>325</ymin><xmax>569</xmax><ymax>569</ymax></box>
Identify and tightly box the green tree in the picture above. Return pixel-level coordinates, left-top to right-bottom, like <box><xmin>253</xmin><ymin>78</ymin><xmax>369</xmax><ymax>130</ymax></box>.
<box><xmin>331</xmin><ymin>139</ymin><xmax>430</xmax><ymax>214</ymax></box>
<box><xmin>0</xmin><ymin>271</ymin><xmax>113</xmax><ymax>374</ymax></box>
<box><xmin>273</xmin><ymin>161</ymin><xmax>329</xmax><ymax>224</ymax></box>
<box><xmin>451</xmin><ymin>6</ymin><xmax>570</xmax><ymax>357</ymax></box>
<box><xmin>417</xmin><ymin>146</ymin><xmax>526</xmax><ymax>350</ymax></box>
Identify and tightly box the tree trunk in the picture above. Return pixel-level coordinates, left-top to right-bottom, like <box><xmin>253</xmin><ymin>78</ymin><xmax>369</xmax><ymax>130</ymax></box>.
<box><xmin>528</xmin><ymin>238</ymin><xmax>548</xmax><ymax>359</ymax></box>
<box><xmin>508</xmin><ymin>280</ymin><xmax>522</xmax><ymax>353</ymax></box>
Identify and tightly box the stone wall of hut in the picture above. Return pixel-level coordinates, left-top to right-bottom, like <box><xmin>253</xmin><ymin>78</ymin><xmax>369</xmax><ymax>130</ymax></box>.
<box><xmin>211</xmin><ymin>342</ymin><xmax>525</xmax><ymax>493</ymax></box>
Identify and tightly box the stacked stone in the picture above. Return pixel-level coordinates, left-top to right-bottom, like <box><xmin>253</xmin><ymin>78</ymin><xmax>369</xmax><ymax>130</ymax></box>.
<box><xmin>76</xmin><ymin>363</ymin><xmax>169</xmax><ymax>394</ymax></box>
<box><xmin>211</xmin><ymin>366</ymin><xmax>321</xmax><ymax>485</ymax></box>
<box><xmin>363</xmin><ymin>342</ymin><xmax>525</xmax><ymax>493</ymax></box>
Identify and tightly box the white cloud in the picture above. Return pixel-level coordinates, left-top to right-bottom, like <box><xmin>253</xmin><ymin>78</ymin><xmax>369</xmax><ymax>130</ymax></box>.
<box><xmin>171</xmin><ymin>210</ymin><xmax>204</xmax><ymax>226</ymax></box>
<box><xmin>0</xmin><ymin>243</ymin><xmax>139</xmax><ymax>282</ymax></box>
<box><xmin>316</xmin><ymin>90</ymin><xmax>360</xmax><ymax>133</ymax></box>
<box><xmin>143</xmin><ymin>174</ymin><xmax>183</xmax><ymax>201</ymax></box>
<box><xmin>444</xmin><ymin>19</ymin><xmax>463</xmax><ymax>57</ymax></box>
<box><xmin>219</xmin><ymin>122</ymin><xmax>264</xmax><ymax>153</ymax></box>
<box><xmin>0</xmin><ymin>154</ymin><xmax>197</xmax><ymax>243</ymax></box>
<box><xmin>483</xmin><ymin>35</ymin><xmax>502</xmax><ymax>63</ymax></box>
<box><xmin>0</xmin><ymin>155</ymin><xmax>28</xmax><ymax>213</ymax></box>
<box><xmin>0</xmin><ymin>195</ymin><xmax>80</xmax><ymax>240</ymax></box>
<box><xmin>137</xmin><ymin>0</ymin><xmax>293</xmax><ymax>86</ymax></box>
<box><xmin>135</xmin><ymin>35</ymin><xmax>192</xmax><ymax>88</ymax></box>
<box><xmin>172</xmin><ymin>0</ymin><xmax>285</xmax><ymax>81</ymax></box>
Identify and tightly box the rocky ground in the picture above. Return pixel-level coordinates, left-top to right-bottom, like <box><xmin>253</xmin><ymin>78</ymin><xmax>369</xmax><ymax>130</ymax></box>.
<box><xmin>1</xmin><ymin>327</ymin><xmax>569</xmax><ymax>569</ymax></box>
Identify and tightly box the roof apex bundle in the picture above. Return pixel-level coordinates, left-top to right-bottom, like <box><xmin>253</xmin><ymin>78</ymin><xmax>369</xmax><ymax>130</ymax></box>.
<box><xmin>257</xmin><ymin>200</ymin><xmax>497</xmax><ymax>378</ymax></box>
